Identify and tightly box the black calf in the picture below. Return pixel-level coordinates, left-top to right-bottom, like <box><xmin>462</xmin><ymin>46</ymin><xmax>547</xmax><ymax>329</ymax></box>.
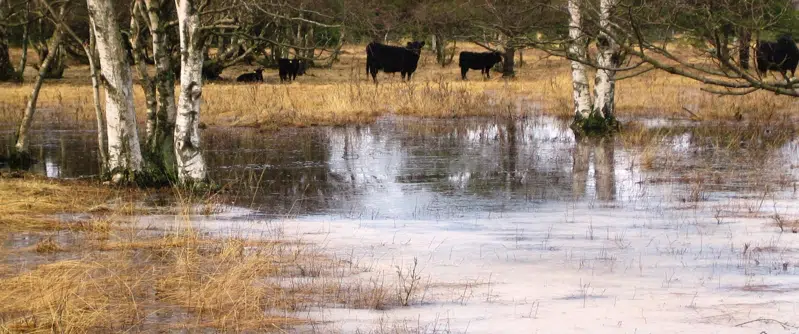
<box><xmin>459</xmin><ymin>51</ymin><xmax>503</xmax><ymax>80</ymax></box>
<box><xmin>756</xmin><ymin>35</ymin><xmax>799</xmax><ymax>84</ymax></box>
<box><xmin>236</xmin><ymin>68</ymin><xmax>264</xmax><ymax>82</ymax></box>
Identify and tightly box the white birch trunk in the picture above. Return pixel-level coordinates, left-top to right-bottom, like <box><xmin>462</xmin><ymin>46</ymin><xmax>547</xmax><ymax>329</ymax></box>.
<box><xmin>145</xmin><ymin>0</ymin><xmax>177</xmax><ymax>125</ymax></box>
<box><xmin>592</xmin><ymin>0</ymin><xmax>619</xmax><ymax>119</ymax></box>
<box><xmin>88</xmin><ymin>20</ymin><xmax>108</xmax><ymax>168</ymax></box>
<box><xmin>175</xmin><ymin>0</ymin><xmax>207</xmax><ymax>183</ymax></box>
<box><xmin>567</xmin><ymin>0</ymin><xmax>593</xmax><ymax>119</ymax></box>
<box><xmin>130</xmin><ymin>1</ymin><xmax>157</xmax><ymax>144</ymax></box>
<box><xmin>88</xmin><ymin>0</ymin><xmax>143</xmax><ymax>178</ymax></box>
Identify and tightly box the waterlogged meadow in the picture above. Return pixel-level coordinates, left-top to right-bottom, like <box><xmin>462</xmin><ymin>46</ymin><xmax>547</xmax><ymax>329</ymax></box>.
<box><xmin>2</xmin><ymin>115</ymin><xmax>799</xmax><ymax>333</ymax></box>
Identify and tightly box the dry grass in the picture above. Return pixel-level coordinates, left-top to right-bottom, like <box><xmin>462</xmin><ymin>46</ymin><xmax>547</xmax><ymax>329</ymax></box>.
<box><xmin>0</xmin><ymin>172</ymin><xmax>140</xmax><ymax>231</ymax></box>
<box><xmin>1</xmin><ymin>44</ymin><xmax>797</xmax><ymax>130</ymax></box>
<box><xmin>0</xmin><ymin>174</ymin><xmax>406</xmax><ymax>332</ymax></box>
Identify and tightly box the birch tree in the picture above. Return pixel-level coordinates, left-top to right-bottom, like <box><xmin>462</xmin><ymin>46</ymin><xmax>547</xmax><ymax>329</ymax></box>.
<box><xmin>565</xmin><ymin>0</ymin><xmax>620</xmax><ymax>134</ymax></box>
<box><xmin>567</xmin><ymin>0</ymin><xmax>592</xmax><ymax>120</ymax></box>
<box><xmin>88</xmin><ymin>0</ymin><xmax>143</xmax><ymax>181</ymax></box>
<box><xmin>14</xmin><ymin>1</ymin><xmax>66</xmax><ymax>158</ymax></box>
<box><xmin>591</xmin><ymin>0</ymin><xmax>619</xmax><ymax>120</ymax></box>
<box><xmin>143</xmin><ymin>0</ymin><xmax>177</xmax><ymax>167</ymax></box>
<box><xmin>175</xmin><ymin>0</ymin><xmax>207</xmax><ymax>183</ymax></box>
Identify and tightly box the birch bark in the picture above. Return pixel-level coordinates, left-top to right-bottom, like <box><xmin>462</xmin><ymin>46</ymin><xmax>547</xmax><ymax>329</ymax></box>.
<box><xmin>175</xmin><ymin>0</ymin><xmax>207</xmax><ymax>183</ymax></box>
<box><xmin>567</xmin><ymin>0</ymin><xmax>593</xmax><ymax>120</ymax></box>
<box><xmin>592</xmin><ymin>0</ymin><xmax>619</xmax><ymax>119</ymax></box>
<box><xmin>88</xmin><ymin>0</ymin><xmax>143</xmax><ymax>179</ymax></box>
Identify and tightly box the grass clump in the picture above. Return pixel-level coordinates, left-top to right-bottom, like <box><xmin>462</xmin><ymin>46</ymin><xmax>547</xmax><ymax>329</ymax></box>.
<box><xmin>0</xmin><ymin>173</ymin><xmax>407</xmax><ymax>332</ymax></box>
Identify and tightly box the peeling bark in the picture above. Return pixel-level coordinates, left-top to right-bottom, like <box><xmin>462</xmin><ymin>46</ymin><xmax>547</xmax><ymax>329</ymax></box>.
<box><xmin>144</xmin><ymin>0</ymin><xmax>177</xmax><ymax>174</ymax></box>
<box><xmin>592</xmin><ymin>0</ymin><xmax>619</xmax><ymax>120</ymax></box>
<box><xmin>88</xmin><ymin>0</ymin><xmax>143</xmax><ymax>178</ymax></box>
<box><xmin>175</xmin><ymin>0</ymin><xmax>207</xmax><ymax>183</ymax></box>
<box><xmin>567</xmin><ymin>0</ymin><xmax>592</xmax><ymax>120</ymax></box>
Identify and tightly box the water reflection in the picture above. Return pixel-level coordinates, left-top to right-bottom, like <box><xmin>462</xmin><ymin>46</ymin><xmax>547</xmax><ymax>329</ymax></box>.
<box><xmin>2</xmin><ymin>117</ymin><xmax>797</xmax><ymax>219</ymax></box>
<box><xmin>572</xmin><ymin>136</ymin><xmax>615</xmax><ymax>201</ymax></box>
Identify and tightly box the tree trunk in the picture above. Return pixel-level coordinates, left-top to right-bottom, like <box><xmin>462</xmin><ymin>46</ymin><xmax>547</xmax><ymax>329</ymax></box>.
<box><xmin>0</xmin><ymin>0</ymin><xmax>18</xmax><ymax>82</ymax></box>
<box><xmin>130</xmin><ymin>1</ymin><xmax>157</xmax><ymax>145</ymax></box>
<box><xmin>145</xmin><ymin>0</ymin><xmax>178</xmax><ymax>176</ymax></box>
<box><xmin>0</xmin><ymin>31</ymin><xmax>15</xmax><ymax>81</ymax></box>
<box><xmin>14</xmin><ymin>24</ymin><xmax>64</xmax><ymax>155</ymax></box>
<box><xmin>518</xmin><ymin>49</ymin><xmax>523</xmax><ymax>68</ymax></box>
<box><xmin>88</xmin><ymin>0</ymin><xmax>144</xmax><ymax>180</ymax></box>
<box><xmin>502</xmin><ymin>46</ymin><xmax>515</xmax><ymax>77</ymax></box>
<box><xmin>434</xmin><ymin>33</ymin><xmax>449</xmax><ymax>67</ymax></box>
<box><xmin>739</xmin><ymin>29</ymin><xmax>750</xmax><ymax>70</ymax></box>
<box><xmin>592</xmin><ymin>0</ymin><xmax>619</xmax><ymax>121</ymax></box>
<box><xmin>87</xmin><ymin>22</ymin><xmax>108</xmax><ymax>170</ymax></box>
<box><xmin>44</xmin><ymin>43</ymin><xmax>66</xmax><ymax>78</ymax></box>
<box><xmin>17</xmin><ymin>4</ymin><xmax>29</xmax><ymax>81</ymax></box>
<box><xmin>175</xmin><ymin>0</ymin><xmax>207</xmax><ymax>183</ymax></box>
<box><xmin>567</xmin><ymin>0</ymin><xmax>593</xmax><ymax>120</ymax></box>
<box><xmin>327</xmin><ymin>27</ymin><xmax>345</xmax><ymax>67</ymax></box>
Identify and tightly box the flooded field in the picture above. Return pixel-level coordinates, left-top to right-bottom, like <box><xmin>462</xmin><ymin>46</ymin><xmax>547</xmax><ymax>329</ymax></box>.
<box><xmin>3</xmin><ymin>116</ymin><xmax>799</xmax><ymax>333</ymax></box>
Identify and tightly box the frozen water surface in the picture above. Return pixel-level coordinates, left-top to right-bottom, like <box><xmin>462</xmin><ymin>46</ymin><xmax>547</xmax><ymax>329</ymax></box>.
<box><xmin>4</xmin><ymin>116</ymin><xmax>799</xmax><ymax>333</ymax></box>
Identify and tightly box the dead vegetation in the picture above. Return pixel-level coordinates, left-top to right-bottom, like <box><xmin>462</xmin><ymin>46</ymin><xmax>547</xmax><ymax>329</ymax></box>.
<box><xmin>0</xmin><ymin>173</ymin><xmax>422</xmax><ymax>332</ymax></box>
<box><xmin>1</xmin><ymin>44</ymin><xmax>797</xmax><ymax>130</ymax></box>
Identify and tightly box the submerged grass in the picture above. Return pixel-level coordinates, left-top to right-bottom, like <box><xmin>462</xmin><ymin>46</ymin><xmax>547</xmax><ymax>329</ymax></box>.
<box><xmin>1</xmin><ymin>44</ymin><xmax>797</xmax><ymax>130</ymax></box>
<box><xmin>0</xmin><ymin>173</ymin><xmax>407</xmax><ymax>332</ymax></box>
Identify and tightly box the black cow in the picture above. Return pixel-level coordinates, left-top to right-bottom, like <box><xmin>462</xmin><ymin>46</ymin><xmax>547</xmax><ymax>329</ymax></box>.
<box><xmin>236</xmin><ymin>68</ymin><xmax>264</xmax><ymax>82</ymax></box>
<box><xmin>459</xmin><ymin>51</ymin><xmax>503</xmax><ymax>80</ymax></box>
<box><xmin>278</xmin><ymin>58</ymin><xmax>306</xmax><ymax>82</ymax></box>
<box><xmin>365</xmin><ymin>41</ymin><xmax>425</xmax><ymax>82</ymax></box>
<box><xmin>756</xmin><ymin>35</ymin><xmax>799</xmax><ymax>84</ymax></box>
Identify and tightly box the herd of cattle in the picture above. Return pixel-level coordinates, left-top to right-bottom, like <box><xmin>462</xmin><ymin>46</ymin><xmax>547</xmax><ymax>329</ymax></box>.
<box><xmin>237</xmin><ymin>35</ymin><xmax>799</xmax><ymax>84</ymax></box>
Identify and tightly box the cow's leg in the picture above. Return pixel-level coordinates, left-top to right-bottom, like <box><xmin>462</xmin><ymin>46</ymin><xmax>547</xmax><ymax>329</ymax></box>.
<box><xmin>461</xmin><ymin>67</ymin><xmax>468</xmax><ymax>80</ymax></box>
<box><xmin>370</xmin><ymin>67</ymin><xmax>378</xmax><ymax>83</ymax></box>
<box><xmin>485</xmin><ymin>67</ymin><xmax>491</xmax><ymax>79</ymax></box>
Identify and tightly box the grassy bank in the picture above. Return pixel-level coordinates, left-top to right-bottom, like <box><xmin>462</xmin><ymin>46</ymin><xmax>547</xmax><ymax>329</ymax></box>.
<box><xmin>0</xmin><ymin>44</ymin><xmax>797</xmax><ymax>130</ymax></box>
<box><xmin>0</xmin><ymin>173</ymin><xmax>413</xmax><ymax>332</ymax></box>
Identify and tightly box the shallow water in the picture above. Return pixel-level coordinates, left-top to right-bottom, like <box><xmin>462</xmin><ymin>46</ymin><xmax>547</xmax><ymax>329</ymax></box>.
<box><xmin>4</xmin><ymin>116</ymin><xmax>798</xmax><ymax>219</ymax></box>
<box><xmin>4</xmin><ymin>116</ymin><xmax>799</xmax><ymax>333</ymax></box>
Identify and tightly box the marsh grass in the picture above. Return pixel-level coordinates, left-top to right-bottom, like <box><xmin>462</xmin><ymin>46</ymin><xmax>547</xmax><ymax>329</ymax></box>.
<box><xmin>0</xmin><ymin>174</ymin><xmax>411</xmax><ymax>332</ymax></box>
<box><xmin>1</xmin><ymin>44</ymin><xmax>797</xmax><ymax>130</ymax></box>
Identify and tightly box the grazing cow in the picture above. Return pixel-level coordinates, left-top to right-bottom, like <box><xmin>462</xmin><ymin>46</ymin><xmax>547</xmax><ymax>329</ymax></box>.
<box><xmin>756</xmin><ymin>35</ymin><xmax>799</xmax><ymax>84</ymax></box>
<box><xmin>365</xmin><ymin>41</ymin><xmax>425</xmax><ymax>82</ymax></box>
<box><xmin>458</xmin><ymin>51</ymin><xmax>503</xmax><ymax>80</ymax></box>
<box><xmin>278</xmin><ymin>58</ymin><xmax>306</xmax><ymax>82</ymax></box>
<box><xmin>236</xmin><ymin>68</ymin><xmax>264</xmax><ymax>82</ymax></box>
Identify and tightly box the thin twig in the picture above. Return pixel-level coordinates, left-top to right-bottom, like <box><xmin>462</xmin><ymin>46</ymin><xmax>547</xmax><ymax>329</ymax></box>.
<box><xmin>734</xmin><ymin>318</ymin><xmax>798</xmax><ymax>329</ymax></box>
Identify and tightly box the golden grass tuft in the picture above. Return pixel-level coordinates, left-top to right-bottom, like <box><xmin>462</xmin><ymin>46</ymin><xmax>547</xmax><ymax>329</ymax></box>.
<box><xmin>0</xmin><ymin>174</ymin><xmax>404</xmax><ymax>332</ymax></box>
